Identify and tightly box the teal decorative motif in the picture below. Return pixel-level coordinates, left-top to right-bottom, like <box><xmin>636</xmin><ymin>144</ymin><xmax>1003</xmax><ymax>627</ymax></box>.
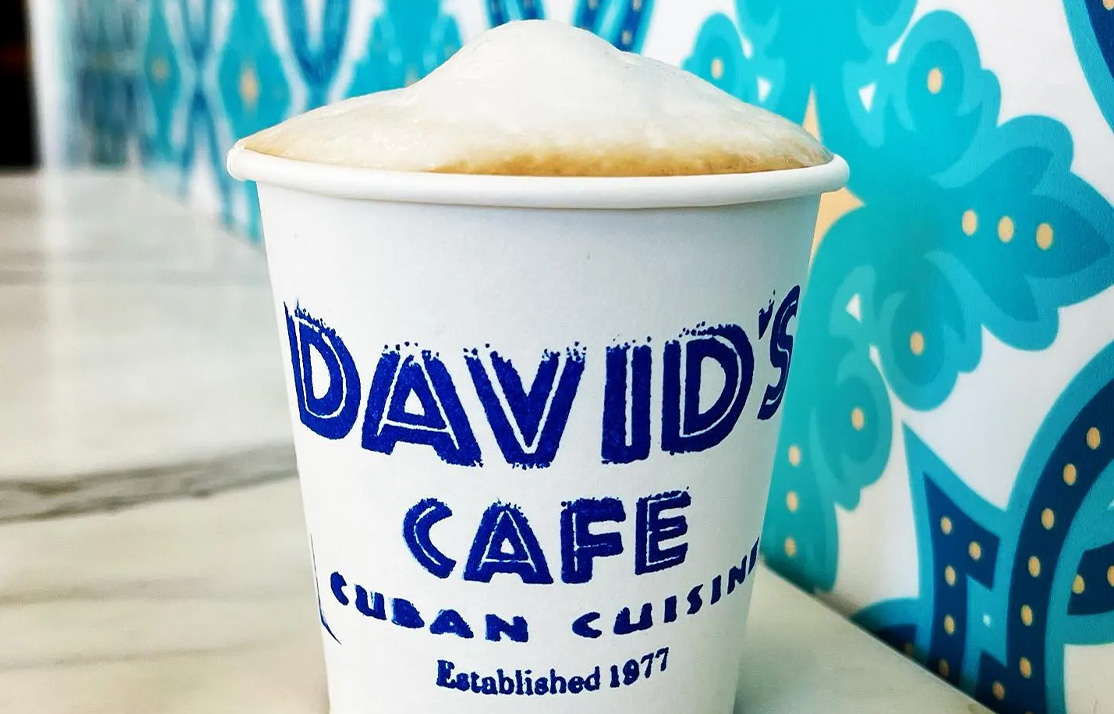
<box><xmin>218</xmin><ymin>0</ymin><xmax>291</xmax><ymax>239</ymax></box>
<box><xmin>856</xmin><ymin>340</ymin><xmax>1114</xmax><ymax>714</ymax></box>
<box><xmin>177</xmin><ymin>0</ymin><xmax>232</xmax><ymax>223</ymax></box>
<box><xmin>487</xmin><ymin>0</ymin><xmax>544</xmax><ymax>26</ymax></box>
<box><xmin>1063</xmin><ymin>0</ymin><xmax>1114</xmax><ymax>133</ymax></box>
<box><xmin>827</xmin><ymin>7</ymin><xmax>1114</xmax><ymax>408</ymax></box>
<box><xmin>761</xmin><ymin>11</ymin><xmax>1114</xmax><ymax>593</ymax></box>
<box><xmin>282</xmin><ymin>0</ymin><xmax>350</xmax><ymax>107</ymax></box>
<box><xmin>761</xmin><ymin>280</ymin><xmax>892</xmax><ymax>591</ymax></box>
<box><xmin>218</xmin><ymin>0</ymin><xmax>289</xmax><ymax>140</ymax></box>
<box><xmin>141</xmin><ymin>0</ymin><xmax>181</xmax><ymax>167</ymax></box>
<box><xmin>348</xmin><ymin>0</ymin><xmax>461</xmax><ymax>96</ymax></box>
<box><xmin>680</xmin><ymin>13</ymin><xmax>757</xmax><ymax>104</ymax></box>
<box><xmin>685</xmin><ymin>0</ymin><xmax>916</xmax><ymax>131</ymax></box>
<box><xmin>573</xmin><ymin>0</ymin><xmax>653</xmax><ymax>53</ymax></box>
<box><xmin>74</xmin><ymin>0</ymin><xmax>137</xmax><ymax>165</ymax></box>
<box><xmin>742</xmin><ymin>0</ymin><xmax>916</xmax><ymax>127</ymax></box>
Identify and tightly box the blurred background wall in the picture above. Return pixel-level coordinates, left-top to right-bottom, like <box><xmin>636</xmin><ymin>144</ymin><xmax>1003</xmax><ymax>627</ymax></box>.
<box><xmin>21</xmin><ymin>2</ymin><xmax>1114</xmax><ymax>714</ymax></box>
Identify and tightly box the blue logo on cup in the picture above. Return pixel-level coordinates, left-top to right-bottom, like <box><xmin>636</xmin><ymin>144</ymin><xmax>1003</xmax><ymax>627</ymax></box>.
<box><xmin>284</xmin><ymin>294</ymin><xmax>798</xmax><ymax>468</ymax></box>
<box><xmin>285</xmin><ymin>293</ymin><xmax>796</xmax><ymax>669</ymax></box>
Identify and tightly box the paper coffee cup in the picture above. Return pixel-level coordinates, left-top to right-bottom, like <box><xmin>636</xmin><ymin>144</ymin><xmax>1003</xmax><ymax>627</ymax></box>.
<box><xmin>228</xmin><ymin>146</ymin><xmax>848</xmax><ymax>714</ymax></box>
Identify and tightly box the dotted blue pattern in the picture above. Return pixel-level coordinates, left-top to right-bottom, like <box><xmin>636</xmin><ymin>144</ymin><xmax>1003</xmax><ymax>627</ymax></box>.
<box><xmin>1070</xmin><ymin>542</ymin><xmax>1114</xmax><ymax>616</ymax></box>
<box><xmin>753</xmin><ymin>9</ymin><xmax>1114</xmax><ymax>591</ymax></box>
<box><xmin>857</xmin><ymin>342</ymin><xmax>1114</xmax><ymax>714</ymax></box>
<box><xmin>680</xmin><ymin>6</ymin><xmax>1114</xmax><ymax>710</ymax></box>
<box><xmin>921</xmin><ymin>476</ymin><xmax>1001</xmax><ymax>687</ymax></box>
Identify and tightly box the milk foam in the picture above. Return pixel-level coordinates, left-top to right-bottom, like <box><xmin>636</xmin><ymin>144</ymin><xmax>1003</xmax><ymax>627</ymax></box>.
<box><xmin>241</xmin><ymin>20</ymin><xmax>831</xmax><ymax>176</ymax></box>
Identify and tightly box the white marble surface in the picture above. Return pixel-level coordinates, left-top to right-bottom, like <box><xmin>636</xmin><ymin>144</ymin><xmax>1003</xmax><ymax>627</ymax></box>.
<box><xmin>0</xmin><ymin>173</ymin><xmax>990</xmax><ymax>714</ymax></box>
<box><xmin>0</xmin><ymin>172</ymin><xmax>294</xmax><ymax>519</ymax></box>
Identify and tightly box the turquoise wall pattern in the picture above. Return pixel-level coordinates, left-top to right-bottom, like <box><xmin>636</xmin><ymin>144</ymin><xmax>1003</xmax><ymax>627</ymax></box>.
<box><xmin>1066</xmin><ymin>0</ymin><xmax>1114</xmax><ymax>134</ymax></box>
<box><xmin>45</xmin><ymin>2</ymin><xmax>1114</xmax><ymax>713</ymax></box>
<box><xmin>67</xmin><ymin>0</ymin><xmax>139</xmax><ymax>165</ymax></box>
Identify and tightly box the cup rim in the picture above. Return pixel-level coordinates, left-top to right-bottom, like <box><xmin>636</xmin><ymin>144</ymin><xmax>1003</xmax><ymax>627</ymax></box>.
<box><xmin>227</xmin><ymin>142</ymin><xmax>849</xmax><ymax>209</ymax></box>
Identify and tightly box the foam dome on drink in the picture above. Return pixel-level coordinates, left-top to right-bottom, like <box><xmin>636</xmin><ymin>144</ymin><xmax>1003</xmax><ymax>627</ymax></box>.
<box><xmin>241</xmin><ymin>20</ymin><xmax>832</xmax><ymax>176</ymax></box>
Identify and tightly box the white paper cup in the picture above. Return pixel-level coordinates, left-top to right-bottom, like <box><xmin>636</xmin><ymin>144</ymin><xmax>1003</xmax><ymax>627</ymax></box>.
<box><xmin>228</xmin><ymin>145</ymin><xmax>847</xmax><ymax>714</ymax></box>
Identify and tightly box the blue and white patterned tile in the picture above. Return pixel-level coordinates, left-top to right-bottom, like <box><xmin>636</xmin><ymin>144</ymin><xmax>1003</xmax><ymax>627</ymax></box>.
<box><xmin>215</xmin><ymin>0</ymin><xmax>291</xmax><ymax>238</ymax></box>
<box><xmin>570</xmin><ymin>0</ymin><xmax>653</xmax><ymax>51</ymax></box>
<box><xmin>346</xmin><ymin>0</ymin><xmax>462</xmax><ymax>96</ymax></box>
<box><xmin>485</xmin><ymin>0</ymin><xmax>544</xmax><ymax>26</ymax></box>
<box><xmin>140</xmin><ymin>0</ymin><xmax>182</xmax><ymax>172</ymax></box>
<box><xmin>277</xmin><ymin>0</ymin><xmax>351</xmax><ymax>109</ymax></box>
<box><xmin>169</xmin><ymin>0</ymin><xmax>234</xmax><ymax>225</ymax></box>
<box><xmin>709</xmin><ymin>3</ymin><xmax>1114</xmax><ymax>712</ymax></box>
<box><xmin>70</xmin><ymin>0</ymin><xmax>140</xmax><ymax>165</ymax></box>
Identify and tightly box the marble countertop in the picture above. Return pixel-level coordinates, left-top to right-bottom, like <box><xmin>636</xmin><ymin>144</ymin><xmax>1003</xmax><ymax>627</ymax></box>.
<box><xmin>0</xmin><ymin>173</ymin><xmax>990</xmax><ymax>714</ymax></box>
